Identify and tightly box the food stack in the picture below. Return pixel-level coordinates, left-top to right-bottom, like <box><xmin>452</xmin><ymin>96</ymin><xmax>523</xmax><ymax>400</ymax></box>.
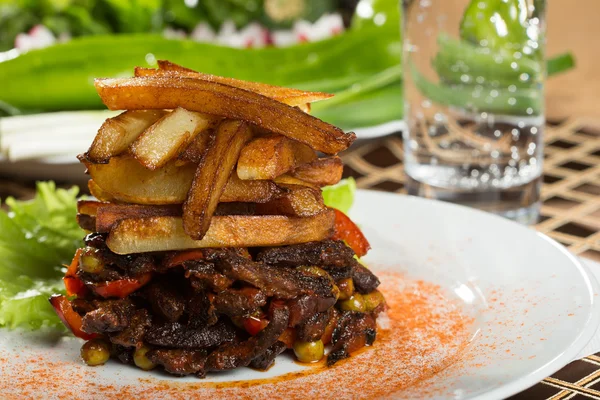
<box><xmin>50</xmin><ymin>61</ymin><xmax>387</xmax><ymax>377</ymax></box>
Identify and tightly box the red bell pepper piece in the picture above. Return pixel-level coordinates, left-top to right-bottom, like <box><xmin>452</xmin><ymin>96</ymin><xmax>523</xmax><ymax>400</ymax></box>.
<box><xmin>331</xmin><ymin>209</ymin><xmax>371</xmax><ymax>257</ymax></box>
<box><xmin>92</xmin><ymin>273</ymin><xmax>152</xmax><ymax>298</ymax></box>
<box><xmin>163</xmin><ymin>250</ymin><xmax>205</xmax><ymax>269</ymax></box>
<box><xmin>49</xmin><ymin>294</ymin><xmax>96</xmax><ymax>340</ymax></box>
<box><xmin>242</xmin><ymin>314</ymin><xmax>269</xmax><ymax>336</ymax></box>
<box><xmin>63</xmin><ymin>248</ymin><xmax>87</xmax><ymax>297</ymax></box>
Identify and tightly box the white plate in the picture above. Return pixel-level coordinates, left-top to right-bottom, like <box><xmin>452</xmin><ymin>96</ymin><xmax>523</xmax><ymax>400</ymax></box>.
<box><xmin>0</xmin><ymin>111</ymin><xmax>401</xmax><ymax>181</ymax></box>
<box><xmin>0</xmin><ymin>190</ymin><xmax>598</xmax><ymax>399</ymax></box>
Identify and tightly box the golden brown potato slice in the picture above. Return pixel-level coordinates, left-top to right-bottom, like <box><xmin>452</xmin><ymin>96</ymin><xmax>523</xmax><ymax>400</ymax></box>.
<box><xmin>106</xmin><ymin>210</ymin><xmax>335</xmax><ymax>254</ymax></box>
<box><xmin>288</xmin><ymin>157</ymin><xmax>343</xmax><ymax>187</ymax></box>
<box><xmin>273</xmin><ymin>175</ymin><xmax>318</xmax><ymax>189</ymax></box>
<box><xmin>131</xmin><ymin>107</ymin><xmax>217</xmax><ymax>170</ymax></box>
<box><xmin>237</xmin><ymin>135</ymin><xmax>316</xmax><ymax>181</ymax></box>
<box><xmin>178</xmin><ymin>126</ymin><xmax>217</xmax><ymax>164</ymax></box>
<box><xmin>255</xmin><ymin>185</ymin><xmax>325</xmax><ymax>217</ymax></box>
<box><xmin>85</xmin><ymin>110</ymin><xmax>166</xmax><ymax>163</ymax></box>
<box><xmin>96</xmin><ymin>203</ymin><xmax>182</xmax><ymax>233</ymax></box>
<box><xmin>85</xmin><ymin>156</ymin><xmax>283</xmax><ymax>204</ymax></box>
<box><xmin>183</xmin><ymin>120</ymin><xmax>253</xmax><ymax>240</ymax></box>
<box><xmin>221</xmin><ymin>173</ymin><xmax>285</xmax><ymax>203</ymax></box>
<box><xmin>94</xmin><ymin>76</ymin><xmax>355</xmax><ymax>155</ymax></box>
<box><xmin>133</xmin><ymin>61</ymin><xmax>332</xmax><ymax>107</ymax></box>
<box><xmin>88</xmin><ymin>179</ymin><xmax>117</xmax><ymax>202</ymax></box>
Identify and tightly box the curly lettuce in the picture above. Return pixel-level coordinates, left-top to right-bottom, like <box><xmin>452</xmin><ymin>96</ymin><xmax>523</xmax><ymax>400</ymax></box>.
<box><xmin>0</xmin><ymin>182</ymin><xmax>83</xmax><ymax>330</ymax></box>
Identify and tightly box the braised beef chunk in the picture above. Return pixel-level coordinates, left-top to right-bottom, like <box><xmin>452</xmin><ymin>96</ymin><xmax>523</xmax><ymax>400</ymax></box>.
<box><xmin>184</xmin><ymin>261</ymin><xmax>233</xmax><ymax>292</ymax></box>
<box><xmin>145</xmin><ymin>282</ymin><xmax>186</xmax><ymax>322</ymax></box>
<box><xmin>148</xmin><ymin>349</ymin><xmax>208</xmax><ymax>377</ymax></box>
<box><xmin>109</xmin><ymin>309</ymin><xmax>152</xmax><ymax>347</ymax></box>
<box><xmin>324</xmin><ymin>265</ymin><xmax>353</xmax><ymax>281</ymax></box>
<box><xmin>81</xmin><ymin>298</ymin><xmax>135</xmax><ymax>334</ymax></box>
<box><xmin>99</xmin><ymin>250</ymin><xmax>157</xmax><ymax>276</ymax></box>
<box><xmin>71</xmin><ymin>298</ymin><xmax>95</xmax><ymax>315</ymax></box>
<box><xmin>288</xmin><ymin>294</ymin><xmax>336</xmax><ymax>327</ymax></box>
<box><xmin>204</xmin><ymin>249</ymin><xmax>337</xmax><ymax>300</ymax></box>
<box><xmin>111</xmin><ymin>344</ymin><xmax>134</xmax><ymax>365</ymax></box>
<box><xmin>249</xmin><ymin>341</ymin><xmax>286</xmax><ymax>371</ymax></box>
<box><xmin>77</xmin><ymin>213</ymin><xmax>96</xmax><ymax>232</ymax></box>
<box><xmin>350</xmin><ymin>261</ymin><xmax>380</xmax><ymax>293</ymax></box>
<box><xmin>187</xmin><ymin>291</ymin><xmax>218</xmax><ymax>328</ymax></box>
<box><xmin>206</xmin><ymin>303</ymin><xmax>289</xmax><ymax>371</ymax></box>
<box><xmin>296</xmin><ymin>309</ymin><xmax>333</xmax><ymax>342</ymax></box>
<box><xmin>327</xmin><ymin>311</ymin><xmax>377</xmax><ymax>366</ymax></box>
<box><xmin>213</xmin><ymin>287</ymin><xmax>267</xmax><ymax>318</ymax></box>
<box><xmin>257</xmin><ymin>240</ymin><xmax>356</xmax><ymax>268</ymax></box>
<box><xmin>78</xmin><ymin>263</ymin><xmax>124</xmax><ymax>283</ymax></box>
<box><xmin>145</xmin><ymin>319</ymin><xmax>237</xmax><ymax>349</ymax></box>
<box><xmin>84</xmin><ymin>232</ymin><xmax>107</xmax><ymax>249</ymax></box>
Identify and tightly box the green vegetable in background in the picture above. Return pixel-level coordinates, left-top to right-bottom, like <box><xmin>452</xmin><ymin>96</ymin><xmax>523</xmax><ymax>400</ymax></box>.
<box><xmin>0</xmin><ymin>182</ymin><xmax>84</xmax><ymax>330</ymax></box>
<box><xmin>460</xmin><ymin>0</ymin><xmax>539</xmax><ymax>58</ymax></box>
<box><xmin>322</xmin><ymin>177</ymin><xmax>356</xmax><ymax>215</ymax></box>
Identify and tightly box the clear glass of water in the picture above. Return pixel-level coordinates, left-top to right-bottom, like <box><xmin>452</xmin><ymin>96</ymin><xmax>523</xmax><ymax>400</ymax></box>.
<box><xmin>402</xmin><ymin>0</ymin><xmax>545</xmax><ymax>224</ymax></box>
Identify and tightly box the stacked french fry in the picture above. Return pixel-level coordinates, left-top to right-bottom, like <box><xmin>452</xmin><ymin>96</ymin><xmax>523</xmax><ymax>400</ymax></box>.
<box><xmin>54</xmin><ymin>61</ymin><xmax>385</xmax><ymax>375</ymax></box>
<box><xmin>78</xmin><ymin>61</ymin><xmax>355</xmax><ymax>253</ymax></box>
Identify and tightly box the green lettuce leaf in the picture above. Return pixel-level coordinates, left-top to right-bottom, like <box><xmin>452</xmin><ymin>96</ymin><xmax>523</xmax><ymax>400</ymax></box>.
<box><xmin>0</xmin><ymin>182</ymin><xmax>83</xmax><ymax>330</ymax></box>
<box><xmin>322</xmin><ymin>177</ymin><xmax>356</xmax><ymax>214</ymax></box>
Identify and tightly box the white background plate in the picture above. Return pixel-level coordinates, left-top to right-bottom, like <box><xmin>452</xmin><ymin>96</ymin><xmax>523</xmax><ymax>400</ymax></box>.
<box><xmin>0</xmin><ymin>190</ymin><xmax>598</xmax><ymax>399</ymax></box>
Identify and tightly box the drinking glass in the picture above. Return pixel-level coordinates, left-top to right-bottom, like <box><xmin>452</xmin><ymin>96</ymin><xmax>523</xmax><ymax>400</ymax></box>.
<box><xmin>402</xmin><ymin>0</ymin><xmax>545</xmax><ymax>224</ymax></box>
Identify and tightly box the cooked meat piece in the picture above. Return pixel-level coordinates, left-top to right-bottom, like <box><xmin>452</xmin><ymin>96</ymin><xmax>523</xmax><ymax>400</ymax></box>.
<box><xmin>256</xmin><ymin>240</ymin><xmax>355</xmax><ymax>268</ymax></box>
<box><xmin>81</xmin><ymin>299</ymin><xmax>135</xmax><ymax>334</ymax></box>
<box><xmin>98</xmin><ymin>249</ymin><xmax>158</xmax><ymax>276</ymax></box>
<box><xmin>327</xmin><ymin>311</ymin><xmax>376</xmax><ymax>366</ymax></box>
<box><xmin>78</xmin><ymin>263</ymin><xmax>123</xmax><ymax>283</ymax></box>
<box><xmin>145</xmin><ymin>319</ymin><xmax>237</xmax><ymax>349</ymax></box>
<box><xmin>213</xmin><ymin>287</ymin><xmax>267</xmax><ymax>318</ymax></box>
<box><xmin>205</xmin><ymin>302</ymin><xmax>289</xmax><ymax>371</ymax></box>
<box><xmin>111</xmin><ymin>344</ymin><xmax>134</xmax><ymax>365</ymax></box>
<box><xmin>204</xmin><ymin>249</ymin><xmax>336</xmax><ymax>300</ymax></box>
<box><xmin>187</xmin><ymin>291</ymin><xmax>218</xmax><ymax>328</ymax></box>
<box><xmin>324</xmin><ymin>265</ymin><xmax>353</xmax><ymax>281</ymax></box>
<box><xmin>350</xmin><ymin>261</ymin><xmax>380</xmax><ymax>293</ymax></box>
<box><xmin>249</xmin><ymin>341</ymin><xmax>286</xmax><ymax>371</ymax></box>
<box><xmin>145</xmin><ymin>282</ymin><xmax>186</xmax><ymax>322</ymax></box>
<box><xmin>184</xmin><ymin>261</ymin><xmax>233</xmax><ymax>292</ymax></box>
<box><xmin>109</xmin><ymin>309</ymin><xmax>152</xmax><ymax>347</ymax></box>
<box><xmin>287</xmin><ymin>294</ymin><xmax>336</xmax><ymax>327</ymax></box>
<box><xmin>71</xmin><ymin>298</ymin><xmax>95</xmax><ymax>316</ymax></box>
<box><xmin>296</xmin><ymin>308</ymin><xmax>333</xmax><ymax>342</ymax></box>
<box><xmin>147</xmin><ymin>349</ymin><xmax>208</xmax><ymax>377</ymax></box>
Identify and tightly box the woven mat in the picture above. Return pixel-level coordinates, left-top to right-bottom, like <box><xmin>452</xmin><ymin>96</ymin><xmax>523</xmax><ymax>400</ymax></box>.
<box><xmin>0</xmin><ymin>118</ymin><xmax>599</xmax><ymax>398</ymax></box>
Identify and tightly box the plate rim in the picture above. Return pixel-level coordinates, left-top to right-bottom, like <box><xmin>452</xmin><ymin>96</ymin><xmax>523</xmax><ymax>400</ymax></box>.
<box><xmin>354</xmin><ymin>189</ymin><xmax>600</xmax><ymax>399</ymax></box>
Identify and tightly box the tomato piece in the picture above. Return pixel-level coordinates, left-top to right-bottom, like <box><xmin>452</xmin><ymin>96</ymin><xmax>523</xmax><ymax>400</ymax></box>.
<box><xmin>163</xmin><ymin>250</ymin><xmax>205</xmax><ymax>269</ymax></box>
<box><xmin>331</xmin><ymin>209</ymin><xmax>371</xmax><ymax>257</ymax></box>
<box><xmin>49</xmin><ymin>294</ymin><xmax>96</xmax><ymax>340</ymax></box>
<box><xmin>63</xmin><ymin>249</ymin><xmax>87</xmax><ymax>297</ymax></box>
<box><xmin>243</xmin><ymin>315</ymin><xmax>269</xmax><ymax>336</ymax></box>
<box><xmin>93</xmin><ymin>273</ymin><xmax>152</xmax><ymax>298</ymax></box>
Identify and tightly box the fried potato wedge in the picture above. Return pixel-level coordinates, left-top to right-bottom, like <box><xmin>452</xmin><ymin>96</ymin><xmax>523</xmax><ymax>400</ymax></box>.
<box><xmin>178</xmin><ymin>126</ymin><xmax>216</xmax><ymax>164</ymax></box>
<box><xmin>94</xmin><ymin>76</ymin><xmax>355</xmax><ymax>155</ymax></box>
<box><xmin>131</xmin><ymin>107</ymin><xmax>217</xmax><ymax>170</ymax></box>
<box><xmin>273</xmin><ymin>175</ymin><xmax>318</xmax><ymax>189</ymax></box>
<box><xmin>85</xmin><ymin>110</ymin><xmax>166</xmax><ymax>163</ymax></box>
<box><xmin>255</xmin><ymin>185</ymin><xmax>325</xmax><ymax>217</ymax></box>
<box><xmin>237</xmin><ymin>135</ymin><xmax>316</xmax><ymax>180</ymax></box>
<box><xmin>85</xmin><ymin>156</ymin><xmax>284</xmax><ymax>204</ymax></box>
<box><xmin>183</xmin><ymin>120</ymin><xmax>252</xmax><ymax>240</ymax></box>
<box><xmin>133</xmin><ymin>61</ymin><xmax>332</xmax><ymax>107</ymax></box>
<box><xmin>88</xmin><ymin>179</ymin><xmax>117</xmax><ymax>202</ymax></box>
<box><xmin>288</xmin><ymin>157</ymin><xmax>343</xmax><ymax>187</ymax></box>
<box><xmin>85</xmin><ymin>155</ymin><xmax>196</xmax><ymax>204</ymax></box>
<box><xmin>106</xmin><ymin>210</ymin><xmax>335</xmax><ymax>254</ymax></box>
<box><xmin>221</xmin><ymin>173</ymin><xmax>285</xmax><ymax>203</ymax></box>
<box><xmin>77</xmin><ymin>199</ymin><xmax>105</xmax><ymax>216</ymax></box>
<box><xmin>95</xmin><ymin>203</ymin><xmax>182</xmax><ymax>233</ymax></box>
